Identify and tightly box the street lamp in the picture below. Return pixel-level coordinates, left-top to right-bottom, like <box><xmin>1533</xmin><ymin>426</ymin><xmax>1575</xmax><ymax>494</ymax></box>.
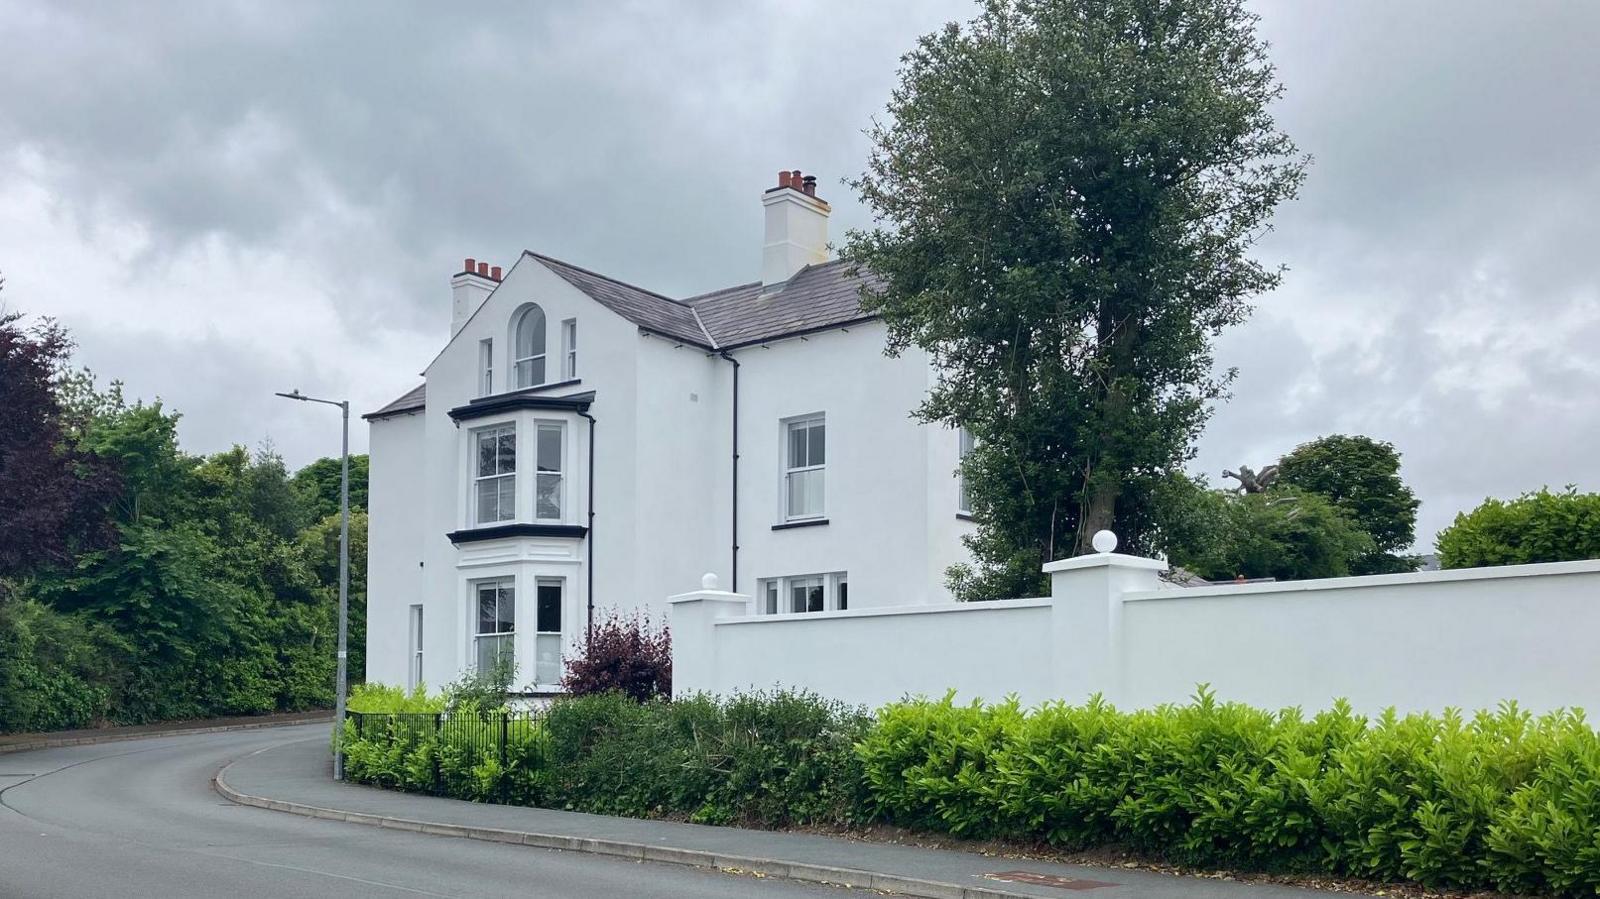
<box><xmin>276</xmin><ymin>388</ymin><xmax>351</xmax><ymax>781</ymax></box>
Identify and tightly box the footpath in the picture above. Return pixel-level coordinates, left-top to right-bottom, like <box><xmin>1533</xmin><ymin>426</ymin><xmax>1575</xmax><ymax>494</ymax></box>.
<box><xmin>0</xmin><ymin>710</ymin><xmax>331</xmax><ymax>755</ymax></box>
<box><xmin>218</xmin><ymin>734</ymin><xmax>1334</xmax><ymax>899</ymax></box>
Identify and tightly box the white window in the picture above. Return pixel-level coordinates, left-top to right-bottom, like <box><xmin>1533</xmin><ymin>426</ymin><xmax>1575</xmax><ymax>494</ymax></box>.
<box><xmin>758</xmin><ymin>572</ymin><xmax>848</xmax><ymax>615</ymax></box>
<box><xmin>534</xmin><ymin>578</ymin><xmax>563</xmax><ymax>685</ymax></box>
<box><xmin>957</xmin><ymin>427</ymin><xmax>975</xmax><ymax>515</ymax></box>
<box><xmin>783</xmin><ymin>415</ymin><xmax>825</xmax><ymax>521</ymax></box>
<box><xmin>561</xmin><ymin>318</ymin><xmax>577</xmax><ymax>380</ymax></box>
<box><xmin>408</xmin><ymin>604</ymin><xmax>424</xmax><ymax>690</ymax></box>
<box><xmin>474</xmin><ymin>425</ymin><xmax>516</xmax><ymax>524</ymax></box>
<box><xmin>473</xmin><ymin>580</ymin><xmax>515</xmax><ymax>675</ymax></box>
<box><xmin>534</xmin><ymin>421</ymin><xmax>564</xmax><ymax>522</ymax></box>
<box><xmin>478</xmin><ymin>338</ymin><xmax>494</xmax><ymax>396</ymax></box>
<box><xmin>512</xmin><ymin>304</ymin><xmax>546</xmax><ymax>388</ymax></box>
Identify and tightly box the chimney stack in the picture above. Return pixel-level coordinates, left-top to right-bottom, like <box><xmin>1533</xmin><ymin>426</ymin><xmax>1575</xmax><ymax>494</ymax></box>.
<box><xmin>761</xmin><ymin>168</ymin><xmax>831</xmax><ymax>287</ymax></box>
<box><xmin>451</xmin><ymin>256</ymin><xmax>501</xmax><ymax>338</ymax></box>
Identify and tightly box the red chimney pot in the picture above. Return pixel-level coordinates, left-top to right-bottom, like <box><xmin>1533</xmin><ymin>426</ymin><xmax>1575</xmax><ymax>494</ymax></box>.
<box><xmin>490</xmin><ymin>266</ymin><xmax>502</xmax><ymax>281</ymax></box>
<box><xmin>477</xmin><ymin>261</ymin><xmax>490</xmax><ymax>277</ymax></box>
<box><xmin>791</xmin><ymin>169</ymin><xmax>802</xmax><ymax>188</ymax></box>
<box><xmin>778</xmin><ymin>170</ymin><xmax>792</xmax><ymax>189</ymax></box>
<box><xmin>464</xmin><ymin>257</ymin><xmax>477</xmax><ymax>273</ymax></box>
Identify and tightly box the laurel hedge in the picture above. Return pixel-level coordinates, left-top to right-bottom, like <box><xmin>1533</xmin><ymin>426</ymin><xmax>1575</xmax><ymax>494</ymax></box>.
<box><xmin>342</xmin><ymin>688</ymin><xmax>1600</xmax><ymax>896</ymax></box>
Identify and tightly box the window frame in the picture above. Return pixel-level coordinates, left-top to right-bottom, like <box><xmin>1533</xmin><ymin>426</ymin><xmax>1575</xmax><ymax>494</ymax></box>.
<box><xmin>957</xmin><ymin>426</ymin><xmax>976</xmax><ymax>516</ymax></box>
<box><xmin>533</xmin><ymin>420</ymin><xmax>565</xmax><ymax>523</ymax></box>
<box><xmin>758</xmin><ymin>571</ymin><xmax>848</xmax><ymax>615</ymax></box>
<box><xmin>408</xmin><ymin>604</ymin><xmax>424</xmax><ymax>690</ymax></box>
<box><xmin>511</xmin><ymin>304</ymin><xmax>547</xmax><ymax>389</ymax></box>
<box><xmin>533</xmin><ymin>577</ymin><xmax>564</xmax><ymax>686</ymax></box>
<box><xmin>478</xmin><ymin>338</ymin><xmax>494</xmax><ymax>397</ymax></box>
<box><xmin>782</xmin><ymin>414</ymin><xmax>826</xmax><ymax>522</ymax></box>
<box><xmin>472</xmin><ymin>424</ymin><xmax>517</xmax><ymax>525</ymax></box>
<box><xmin>560</xmin><ymin>318</ymin><xmax>577</xmax><ymax>380</ymax></box>
<box><xmin>472</xmin><ymin>578</ymin><xmax>515</xmax><ymax>676</ymax></box>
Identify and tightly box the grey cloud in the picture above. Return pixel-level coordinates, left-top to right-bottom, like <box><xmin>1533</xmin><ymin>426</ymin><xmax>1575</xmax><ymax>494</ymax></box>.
<box><xmin>3</xmin><ymin>0</ymin><xmax>1597</xmax><ymax>553</ymax></box>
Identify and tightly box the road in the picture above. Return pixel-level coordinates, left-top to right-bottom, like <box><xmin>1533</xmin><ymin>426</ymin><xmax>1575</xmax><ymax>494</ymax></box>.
<box><xmin>0</xmin><ymin>724</ymin><xmax>852</xmax><ymax>898</ymax></box>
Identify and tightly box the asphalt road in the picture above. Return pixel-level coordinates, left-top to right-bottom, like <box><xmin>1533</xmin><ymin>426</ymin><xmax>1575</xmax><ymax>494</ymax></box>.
<box><xmin>0</xmin><ymin>724</ymin><xmax>853</xmax><ymax>898</ymax></box>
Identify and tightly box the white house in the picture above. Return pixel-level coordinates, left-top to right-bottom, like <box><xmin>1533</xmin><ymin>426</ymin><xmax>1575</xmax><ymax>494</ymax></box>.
<box><xmin>364</xmin><ymin>169</ymin><xmax>976</xmax><ymax>693</ymax></box>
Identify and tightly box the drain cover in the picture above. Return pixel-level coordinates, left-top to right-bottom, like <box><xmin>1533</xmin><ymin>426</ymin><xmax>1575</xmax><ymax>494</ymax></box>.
<box><xmin>985</xmin><ymin>870</ymin><xmax>1118</xmax><ymax>890</ymax></box>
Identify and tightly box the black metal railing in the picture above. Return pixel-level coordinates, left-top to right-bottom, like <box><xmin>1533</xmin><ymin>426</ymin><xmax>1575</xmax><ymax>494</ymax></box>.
<box><xmin>346</xmin><ymin>710</ymin><xmax>547</xmax><ymax>803</ymax></box>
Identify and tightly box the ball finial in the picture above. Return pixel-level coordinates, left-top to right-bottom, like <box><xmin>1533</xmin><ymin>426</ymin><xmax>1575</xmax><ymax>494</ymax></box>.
<box><xmin>700</xmin><ymin>572</ymin><xmax>720</xmax><ymax>591</ymax></box>
<box><xmin>1091</xmin><ymin>530</ymin><xmax>1118</xmax><ymax>554</ymax></box>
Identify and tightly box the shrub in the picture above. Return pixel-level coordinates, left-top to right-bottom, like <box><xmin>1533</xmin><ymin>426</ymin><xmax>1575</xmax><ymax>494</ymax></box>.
<box><xmin>1437</xmin><ymin>487</ymin><xmax>1600</xmax><ymax>569</ymax></box>
<box><xmin>559</xmin><ymin>610</ymin><xmax>671</xmax><ymax>701</ymax></box>
<box><xmin>545</xmin><ymin>689</ymin><xmax>871</xmax><ymax>827</ymax></box>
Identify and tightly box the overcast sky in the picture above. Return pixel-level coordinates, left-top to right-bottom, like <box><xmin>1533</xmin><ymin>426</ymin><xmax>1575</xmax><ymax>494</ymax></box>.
<box><xmin>3</xmin><ymin>1</ymin><xmax>1596</xmax><ymax>551</ymax></box>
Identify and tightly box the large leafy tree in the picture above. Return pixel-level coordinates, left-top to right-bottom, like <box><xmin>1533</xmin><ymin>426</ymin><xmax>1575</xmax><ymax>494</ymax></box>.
<box><xmin>1277</xmin><ymin>434</ymin><xmax>1420</xmax><ymax>574</ymax></box>
<box><xmin>291</xmin><ymin>454</ymin><xmax>369</xmax><ymax>522</ymax></box>
<box><xmin>844</xmin><ymin>0</ymin><xmax>1307</xmax><ymax>597</ymax></box>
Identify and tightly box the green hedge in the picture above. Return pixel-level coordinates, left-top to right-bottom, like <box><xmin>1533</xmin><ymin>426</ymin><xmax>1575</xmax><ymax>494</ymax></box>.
<box><xmin>341</xmin><ymin>688</ymin><xmax>1600</xmax><ymax>896</ymax></box>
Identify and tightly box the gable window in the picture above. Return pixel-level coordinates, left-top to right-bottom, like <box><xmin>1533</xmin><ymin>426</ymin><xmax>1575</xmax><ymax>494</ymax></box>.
<box><xmin>473</xmin><ymin>579</ymin><xmax>514</xmax><ymax>675</ymax></box>
<box><xmin>512</xmin><ymin>304</ymin><xmax>547</xmax><ymax>388</ymax></box>
<box><xmin>534</xmin><ymin>578</ymin><xmax>563</xmax><ymax>685</ymax></box>
<box><xmin>758</xmin><ymin>572</ymin><xmax>848</xmax><ymax>615</ymax></box>
<box><xmin>783</xmin><ymin>415</ymin><xmax>825</xmax><ymax>521</ymax></box>
<box><xmin>534</xmin><ymin>421</ymin><xmax>564</xmax><ymax>521</ymax></box>
<box><xmin>957</xmin><ymin>427</ymin><xmax>975</xmax><ymax>516</ymax></box>
<box><xmin>478</xmin><ymin>338</ymin><xmax>494</xmax><ymax>397</ymax></box>
<box><xmin>474</xmin><ymin>425</ymin><xmax>516</xmax><ymax>524</ymax></box>
<box><xmin>561</xmin><ymin>318</ymin><xmax>577</xmax><ymax>380</ymax></box>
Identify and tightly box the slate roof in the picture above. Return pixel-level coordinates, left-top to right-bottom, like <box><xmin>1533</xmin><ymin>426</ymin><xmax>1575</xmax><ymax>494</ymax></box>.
<box><xmin>685</xmin><ymin>259</ymin><xmax>881</xmax><ymax>348</ymax></box>
<box><xmin>366</xmin><ymin>253</ymin><xmax>880</xmax><ymax>419</ymax></box>
<box><xmin>526</xmin><ymin>252</ymin><xmax>713</xmax><ymax>349</ymax></box>
<box><xmin>363</xmin><ymin>382</ymin><xmax>426</xmax><ymax>421</ymax></box>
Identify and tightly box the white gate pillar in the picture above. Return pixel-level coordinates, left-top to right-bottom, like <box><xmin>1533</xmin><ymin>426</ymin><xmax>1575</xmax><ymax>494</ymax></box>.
<box><xmin>1045</xmin><ymin>531</ymin><xmax>1167</xmax><ymax>705</ymax></box>
<box><xmin>666</xmin><ymin>572</ymin><xmax>751</xmax><ymax>698</ymax></box>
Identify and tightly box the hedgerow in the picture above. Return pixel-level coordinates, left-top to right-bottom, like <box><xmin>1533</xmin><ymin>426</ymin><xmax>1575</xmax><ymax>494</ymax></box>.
<box><xmin>342</xmin><ymin>687</ymin><xmax>1600</xmax><ymax>896</ymax></box>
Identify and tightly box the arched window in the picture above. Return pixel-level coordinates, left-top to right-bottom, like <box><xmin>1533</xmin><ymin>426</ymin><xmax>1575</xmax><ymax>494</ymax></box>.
<box><xmin>511</xmin><ymin>304</ymin><xmax>546</xmax><ymax>388</ymax></box>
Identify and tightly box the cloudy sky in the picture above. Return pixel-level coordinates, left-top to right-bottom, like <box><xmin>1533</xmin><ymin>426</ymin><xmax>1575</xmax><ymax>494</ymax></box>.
<box><xmin>3</xmin><ymin>1</ymin><xmax>1596</xmax><ymax>550</ymax></box>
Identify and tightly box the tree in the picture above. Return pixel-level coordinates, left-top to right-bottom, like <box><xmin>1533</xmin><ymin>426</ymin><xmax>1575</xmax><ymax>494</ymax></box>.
<box><xmin>291</xmin><ymin>454</ymin><xmax>369</xmax><ymax>523</ymax></box>
<box><xmin>0</xmin><ymin>312</ymin><xmax>120</xmax><ymax>585</ymax></box>
<box><xmin>1166</xmin><ymin>486</ymin><xmax>1374</xmax><ymax>582</ymax></box>
<box><xmin>844</xmin><ymin>0</ymin><xmax>1306</xmax><ymax>598</ymax></box>
<box><xmin>1436</xmin><ymin>487</ymin><xmax>1600</xmax><ymax>570</ymax></box>
<box><xmin>1277</xmin><ymin>435</ymin><xmax>1420</xmax><ymax>574</ymax></box>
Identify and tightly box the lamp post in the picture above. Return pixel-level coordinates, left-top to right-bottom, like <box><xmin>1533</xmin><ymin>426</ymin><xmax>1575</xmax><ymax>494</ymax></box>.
<box><xmin>276</xmin><ymin>388</ymin><xmax>351</xmax><ymax>781</ymax></box>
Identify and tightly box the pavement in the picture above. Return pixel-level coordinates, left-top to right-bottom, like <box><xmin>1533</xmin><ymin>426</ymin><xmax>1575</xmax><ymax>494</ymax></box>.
<box><xmin>215</xmin><ymin>726</ymin><xmax>1340</xmax><ymax>899</ymax></box>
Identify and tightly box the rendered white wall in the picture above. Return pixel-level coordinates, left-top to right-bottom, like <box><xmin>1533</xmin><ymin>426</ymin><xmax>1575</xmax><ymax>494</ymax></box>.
<box><xmin>364</xmin><ymin>411</ymin><xmax>426</xmax><ymax>686</ymax></box>
<box><xmin>673</xmin><ymin>554</ymin><xmax>1600</xmax><ymax>715</ymax></box>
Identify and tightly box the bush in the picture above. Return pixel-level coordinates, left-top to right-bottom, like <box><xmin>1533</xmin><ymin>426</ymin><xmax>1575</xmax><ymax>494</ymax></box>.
<box><xmin>544</xmin><ymin>690</ymin><xmax>870</xmax><ymax>827</ymax></box>
<box><xmin>560</xmin><ymin>611</ymin><xmax>671</xmax><ymax>701</ymax></box>
<box><xmin>0</xmin><ymin>597</ymin><xmax>120</xmax><ymax>732</ymax></box>
<box><xmin>1437</xmin><ymin>487</ymin><xmax>1600</xmax><ymax>569</ymax></box>
<box><xmin>861</xmin><ymin>691</ymin><xmax>1600</xmax><ymax>894</ymax></box>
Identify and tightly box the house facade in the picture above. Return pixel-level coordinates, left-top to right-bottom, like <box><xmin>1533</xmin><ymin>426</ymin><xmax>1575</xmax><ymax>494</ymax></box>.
<box><xmin>364</xmin><ymin>170</ymin><xmax>974</xmax><ymax>692</ymax></box>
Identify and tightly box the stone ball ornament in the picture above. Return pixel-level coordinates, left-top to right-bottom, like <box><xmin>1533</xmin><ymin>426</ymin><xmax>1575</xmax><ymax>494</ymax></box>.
<box><xmin>1091</xmin><ymin>529</ymin><xmax>1118</xmax><ymax>554</ymax></box>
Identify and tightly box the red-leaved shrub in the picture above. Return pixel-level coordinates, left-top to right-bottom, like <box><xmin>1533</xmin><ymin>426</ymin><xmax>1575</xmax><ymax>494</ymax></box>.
<box><xmin>559</xmin><ymin>611</ymin><xmax>671</xmax><ymax>701</ymax></box>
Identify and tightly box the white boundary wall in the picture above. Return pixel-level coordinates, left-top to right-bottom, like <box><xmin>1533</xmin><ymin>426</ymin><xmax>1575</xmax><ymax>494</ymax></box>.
<box><xmin>669</xmin><ymin>555</ymin><xmax>1600</xmax><ymax>714</ymax></box>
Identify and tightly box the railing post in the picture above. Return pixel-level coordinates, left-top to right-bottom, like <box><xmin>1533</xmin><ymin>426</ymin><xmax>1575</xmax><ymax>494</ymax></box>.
<box><xmin>432</xmin><ymin>712</ymin><xmax>443</xmax><ymax>794</ymax></box>
<box><xmin>498</xmin><ymin>713</ymin><xmax>510</xmax><ymax>804</ymax></box>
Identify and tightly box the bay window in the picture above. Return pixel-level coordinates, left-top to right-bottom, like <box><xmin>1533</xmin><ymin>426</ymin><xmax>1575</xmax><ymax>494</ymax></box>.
<box><xmin>474</xmin><ymin>425</ymin><xmax>516</xmax><ymax>524</ymax></box>
<box><xmin>474</xmin><ymin>579</ymin><xmax>515</xmax><ymax>674</ymax></box>
<box><xmin>535</xmin><ymin>421</ymin><xmax>564</xmax><ymax>521</ymax></box>
<box><xmin>534</xmin><ymin>578</ymin><xmax>563</xmax><ymax>685</ymax></box>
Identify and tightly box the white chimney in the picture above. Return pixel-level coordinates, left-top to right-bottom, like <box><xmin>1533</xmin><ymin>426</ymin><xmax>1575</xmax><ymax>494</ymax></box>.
<box><xmin>761</xmin><ymin>169</ymin><xmax>830</xmax><ymax>287</ymax></box>
<box><xmin>451</xmin><ymin>257</ymin><xmax>501</xmax><ymax>338</ymax></box>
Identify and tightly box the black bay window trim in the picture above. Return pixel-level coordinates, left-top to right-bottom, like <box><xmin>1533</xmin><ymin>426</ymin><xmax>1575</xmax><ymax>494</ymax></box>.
<box><xmin>447</xmin><ymin>523</ymin><xmax>589</xmax><ymax>544</ymax></box>
<box><xmin>449</xmin><ymin>389</ymin><xmax>594</xmax><ymax>423</ymax></box>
